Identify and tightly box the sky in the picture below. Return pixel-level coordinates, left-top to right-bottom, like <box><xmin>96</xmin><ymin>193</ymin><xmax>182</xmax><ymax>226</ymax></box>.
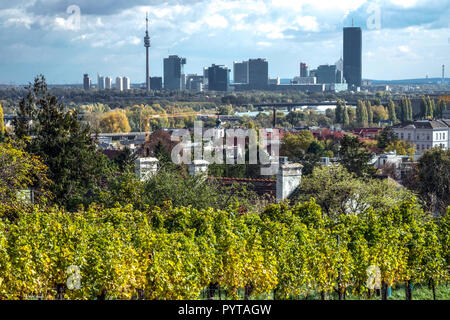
<box><xmin>0</xmin><ymin>0</ymin><xmax>449</xmax><ymax>84</ymax></box>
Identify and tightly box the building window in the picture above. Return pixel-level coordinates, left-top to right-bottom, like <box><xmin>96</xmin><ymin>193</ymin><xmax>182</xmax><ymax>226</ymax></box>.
<box><xmin>401</xmin><ymin>133</ymin><xmax>404</xmax><ymax>139</ymax></box>
<box><xmin>407</xmin><ymin>133</ymin><xmax>411</xmax><ymax>140</ymax></box>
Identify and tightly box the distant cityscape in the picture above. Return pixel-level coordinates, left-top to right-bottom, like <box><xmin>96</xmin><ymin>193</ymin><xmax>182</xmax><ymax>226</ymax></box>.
<box><xmin>79</xmin><ymin>19</ymin><xmax>447</xmax><ymax>95</ymax></box>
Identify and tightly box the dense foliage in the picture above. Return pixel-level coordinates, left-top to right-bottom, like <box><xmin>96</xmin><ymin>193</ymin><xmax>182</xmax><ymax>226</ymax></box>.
<box><xmin>0</xmin><ymin>198</ymin><xmax>447</xmax><ymax>300</ymax></box>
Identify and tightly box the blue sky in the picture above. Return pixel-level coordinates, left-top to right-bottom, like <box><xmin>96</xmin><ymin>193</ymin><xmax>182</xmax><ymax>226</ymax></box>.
<box><xmin>0</xmin><ymin>0</ymin><xmax>449</xmax><ymax>84</ymax></box>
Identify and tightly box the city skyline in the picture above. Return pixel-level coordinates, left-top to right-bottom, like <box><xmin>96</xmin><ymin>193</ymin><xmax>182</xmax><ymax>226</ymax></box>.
<box><xmin>0</xmin><ymin>0</ymin><xmax>449</xmax><ymax>84</ymax></box>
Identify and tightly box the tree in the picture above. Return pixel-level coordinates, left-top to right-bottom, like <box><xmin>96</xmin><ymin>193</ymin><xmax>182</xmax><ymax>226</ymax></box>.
<box><xmin>406</xmin><ymin>98</ymin><xmax>413</xmax><ymax>121</ymax></box>
<box><xmin>14</xmin><ymin>75</ymin><xmax>109</xmax><ymax>210</ymax></box>
<box><xmin>385</xmin><ymin>140</ymin><xmax>416</xmax><ymax>158</ymax></box>
<box><xmin>399</xmin><ymin>99</ymin><xmax>407</xmax><ymax>122</ymax></box>
<box><xmin>420</xmin><ymin>96</ymin><xmax>428</xmax><ymax>119</ymax></box>
<box><xmin>99</xmin><ymin>110</ymin><xmax>131</xmax><ymax>133</ymax></box>
<box><xmin>372</xmin><ymin>105</ymin><xmax>388</xmax><ymax>123</ymax></box>
<box><xmin>0</xmin><ymin>139</ymin><xmax>50</xmax><ymax>212</ymax></box>
<box><xmin>280</xmin><ymin>131</ymin><xmax>314</xmax><ymax>161</ymax></box>
<box><xmin>427</xmin><ymin>97</ymin><xmax>435</xmax><ymax>118</ymax></box>
<box><xmin>388</xmin><ymin>100</ymin><xmax>397</xmax><ymax>123</ymax></box>
<box><xmin>0</xmin><ymin>103</ymin><xmax>5</xmax><ymax>139</ymax></box>
<box><xmin>367</xmin><ymin>101</ymin><xmax>373</xmax><ymax>125</ymax></box>
<box><xmin>111</xmin><ymin>147</ymin><xmax>137</xmax><ymax>172</ymax></box>
<box><xmin>356</xmin><ymin>100</ymin><xmax>368</xmax><ymax>127</ymax></box>
<box><xmin>335</xmin><ymin>100</ymin><xmax>343</xmax><ymax>124</ymax></box>
<box><xmin>436</xmin><ymin>100</ymin><xmax>447</xmax><ymax>119</ymax></box>
<box><xmin>340</xmin><ymin>135</ymin><xmax>376</xmax><ymax>178</ymax></box>
<box><xmin>416</xmin><ymin>148</ymin><xmax>450</xmax><ymax>215</ymax></box>
<box><xmin>343</xmin><ymin>106</ymin><xmax>350</xmax><ymax>127</ymax></box>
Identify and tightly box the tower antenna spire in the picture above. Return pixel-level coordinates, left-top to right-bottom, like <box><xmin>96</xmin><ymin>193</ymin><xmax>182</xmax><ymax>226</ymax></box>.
<box><xmin>144</xmin><ymin>12</ymin><xmax>151</xmax><ymax>92</ymax></box>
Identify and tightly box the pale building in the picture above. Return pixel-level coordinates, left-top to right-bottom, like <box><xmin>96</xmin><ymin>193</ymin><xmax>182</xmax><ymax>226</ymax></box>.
<box><xmin>391</xmin><ymin>120</ymin><xmax>449</xmax><ymax>156</ymax></box>
<box><xmin>105</xmin><ymin>77</ymin><xmax>112</xmax><ymax>89</ymax></box>
<box><xmin>123</xmin><ymin>76</ymin><xmax>130</xmax><ymax>90</ymax></box>
<box><xmin>115</xmin><ymin>77</ymin><xmax>123</xmax><ymax>91</ymax></box>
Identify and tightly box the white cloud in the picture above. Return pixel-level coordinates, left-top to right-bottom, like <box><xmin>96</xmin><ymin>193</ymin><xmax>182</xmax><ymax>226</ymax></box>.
<box><xmin>389</xmin><ymin>0</ymin><xmax>419</xmax><ymax>8</ymax></box>
<box><xmin>295</xmin><ymin>16</ymin><xmax>319</xmax><ymax>32</ymax></box>
<box><xmin>204</xmin><ymin>14</ymin><xmax>229</xmax><ymax>29</ymax></box>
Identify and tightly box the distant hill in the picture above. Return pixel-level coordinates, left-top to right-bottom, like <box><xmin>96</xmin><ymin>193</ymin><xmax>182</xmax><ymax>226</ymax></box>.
<box><xmin>367</xmin><ymin>78</ymin><xmax>450</xmax><ymax>85</ymax></box>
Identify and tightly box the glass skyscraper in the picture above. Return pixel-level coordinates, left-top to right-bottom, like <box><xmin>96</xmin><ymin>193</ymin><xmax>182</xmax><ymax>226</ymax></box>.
<box><xmin>343</xmin><ymin>27</ymin><xmax>362</xmax><ymax>88</ymax></box>
<box><xmin>164</xmin><ymin>55</ymin><xmax>186</xmax><ymax>90</ymax></box>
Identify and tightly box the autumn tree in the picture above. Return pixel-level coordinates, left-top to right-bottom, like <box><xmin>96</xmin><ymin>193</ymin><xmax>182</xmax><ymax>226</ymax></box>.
<box><xmin>0</xmin><ymin>103</ymin><xmax>5</xmax><ymax>140</ymax></box>
<box><xmin>99</xmin><ymin>110</ymin><xmax>131</xmax><ymax>133</ymax></box>
<box><xmin>385</xmin><ymin>140</ymin><xmax>416</xmax><ymax>158</ymax></box>
<box><xmin>388</xmin><ymin>100</ymin><xmax>397</xmax><ymax>123</ymax></box>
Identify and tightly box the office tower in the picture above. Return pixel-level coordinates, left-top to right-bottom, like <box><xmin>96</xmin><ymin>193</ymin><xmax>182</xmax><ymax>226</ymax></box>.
<box><xmin>123</xmin><ymin>76</ymin><xmax>130</xmax><ymax>90</ymax></box>
<box><xmin>163</xmin><ymin>55</ymin><xmax>186</xmax><ymax>90</ymax></box>
<box><xmin>150</xmin><ymin>77</ymin><xmax>162</xmax><ymax>90</ymax></box>
<box><xmin>335</xmin><ymin>58</ymin><xmax>344</xmax><ymax>83</ymax></box>
<box><xmin>115</xmin><ymin>77</ymin><xmax>123</xmax><ymax>91</ymax></box>
<box><xmin>343</xmin><ymin>27</ymin><xmax>362</xmax><ymax>88</ymax></box>
<box><xmin>181</xmin><ymin>74</ymin><xmax>187</xmax><ymax>91</ymax></box>
<box><xmin>316</xmin><ymin>64</ymin><xmax>337</xmax><ymax>84</ymax></box>
<box><xmin>208</xmin><ymin>64</ymin><xmax>230</xmax><ymax>92</ymax></box>
<box><xmin>233</xmin><ymin>61</ymin><xmax>249</xmax><ymax>84</ymax></box>
<box><xmin>300</xmin><ymin>62</ymin><xmax>309</xmax><ymax>77</ymax></box>
<box><xmin>248</xmin><ymin>58</ymin><xmax>268</xmax><ymax>90</ymax></box>
<box><xmin>105</xmin><ymin>77</ymin><xmax>112</xmax><ymax>89</ymax></box>
<box><xmin>185</xmin><ymin>74</ymin><xmax>204</xmax><ymax>91</ymax></box>
<box><xmin>97</xmin><ymin>75</ymin><xmax>105</xmax><ymax>89</ymax></box>
<box><xmin>144</xmin><ymin>13</ymin><xmax>151</xmax><ymax>91</ymax></box>
<box><xmin>203</xmin><ymin>67</ymin><xmax>209</xmax><ymax>85</ymax></box>
<box><xmin>83</xmin><ymin>74</ymin><xmax>91</xmax><ymax>90</ymax></box>
<box><xmin>443</xmin><ymin>65</ymin><xmax>445</xmax><ymax>84</ymax></box>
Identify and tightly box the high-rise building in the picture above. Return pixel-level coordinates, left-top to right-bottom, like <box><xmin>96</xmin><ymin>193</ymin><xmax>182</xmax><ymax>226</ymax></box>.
<box><xmin>185</xmin><ymin>74</ymin><xmax>204</xmax><ymax>91</ymax></box>
<box><xmin>335</xmin><ymin>58</ymin><xmax>344</xmax><ymax>84</ymax></box>
<box><xmin>83</xmin><ymin>74</ymin><xmax>91</xmax><ymax>90</ymax></box>
<box><xmin>343</xmin><ymin>27</ymin><xmax>362</xmax><ymax>88</ymax></box>
<box><xmin>233</xmin><ymin>61</ymin><xmax>249</xmax><ymax>84</ymax></box>
<box><xmin>123</xmin><ymin>77</ymin><xmax>130</xmax><ymax>90</ymax></box>
<box><xmin>248</xmin><ymin>58</ymin><xmax>268</xmax><ymax>90</ymax></box>
<box><xmin>208</xmin><ymin>64</ymin><xmax>230</xmax><ymax>92</ymax></box>
<box><xmin>300</xmin><ymin>62</ymin><xmax>309</xmax><ymax>77</ymax></box>
<box><xmin>203</xmin><ymin>67</ymin><xmax>209</xmax><ymax>86</ymax></box>
<box><xmin>316</xmin><ymin>65</ymin><xmax>338</xmax><ymax>84</ymax></box>
<box><xmin>115</xmin><ymin>77</ymin><xmax>123</xmax><ymax>91</ymax></box>
<box><xmin>144</xmin><ymin>13</ymin><xmax>151</xmax><ymax>91</ymax></box>
<box><xmin>105</xmin><ymin>77</ymin><xmax>112</xmax><ymax>89</ymax></box>
<box><xmin>97</xmin><ymin>75</ymin><xmax>105</xmax><ymax>89</ymax></box>
<box><xmin>164</xmin><ymin>55</ymin><xmax>186</xmax><ymax>90</ymax></box>
<box><xmin>150</xmin><ymin>77</ymin><xmax>162</xmax><ymax>90</ymax></box>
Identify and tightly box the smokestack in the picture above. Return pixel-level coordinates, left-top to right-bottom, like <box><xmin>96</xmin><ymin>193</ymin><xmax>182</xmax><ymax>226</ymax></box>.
<box><xmin>443</xmin><ymin>64</ymin><xmax>445</xmax><ymax>84</ymax></box>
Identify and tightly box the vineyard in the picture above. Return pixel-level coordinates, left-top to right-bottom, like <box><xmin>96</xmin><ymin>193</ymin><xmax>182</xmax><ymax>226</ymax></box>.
<box><xmin>0</xmin><ymin>199</ymin><xmax>448</xmax><ymax>300</ymax></box>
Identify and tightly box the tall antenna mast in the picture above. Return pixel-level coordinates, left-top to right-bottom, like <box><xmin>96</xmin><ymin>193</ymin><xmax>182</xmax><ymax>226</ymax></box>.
<box><xmin>144</xmin><ymin>12</ymin><xmax>151</xmax><ymax>92</ymax></box>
